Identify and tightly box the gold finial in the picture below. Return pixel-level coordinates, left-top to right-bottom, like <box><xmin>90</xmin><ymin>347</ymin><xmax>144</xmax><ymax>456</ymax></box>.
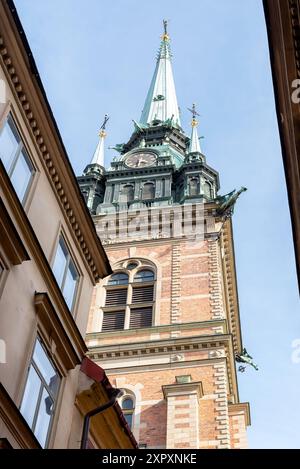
<box><xmin>99</xmin><ymin>129</ymin><xmax>107</xmax><ymax>138</ymax></box>
<box><xmin>98</xmin><ymin>114</ymin><xmax>109</xmax><ymax>138</ymax></box>
<box><xmin>188</xmin><ymin>103</ymin><xmax>200</xmax><ymax>127</ymax></box>
<box><xmin>161</xmin><ymin>19</ymin><xmax>169</xmax><ymax>41</ymax></box>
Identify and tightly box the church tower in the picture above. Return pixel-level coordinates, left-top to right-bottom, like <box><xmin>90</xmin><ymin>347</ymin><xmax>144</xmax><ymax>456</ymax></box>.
<box><xmin>78</xmin><ymin>22</ymin><xmax>250</xmax><ymax>449</ymax></box>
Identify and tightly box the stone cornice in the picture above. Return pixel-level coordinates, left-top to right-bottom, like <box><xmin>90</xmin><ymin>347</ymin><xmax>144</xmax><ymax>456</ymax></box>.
<box><xmin>87</xmin><ymin>333</ymin><xmax>239</xmax><ymax>399</ymax></box>
<box><xmin>228</xmin><ymin>402</ymin><xmax>251</xmax><ymax>427</ymax></box>
<box><xmin>86</xmin><ymin>319</ymin><xmax>227</xmax><ymax>341</ymax></box>
<box><xmin>0</xmin><ymin>1</ymin><xmax>111</xmax><ymax>283</ymax></box>
<box><xmin>162</xmin><ymin>381</ymin><xmax>204</xmax><ymax>401</ymax></box>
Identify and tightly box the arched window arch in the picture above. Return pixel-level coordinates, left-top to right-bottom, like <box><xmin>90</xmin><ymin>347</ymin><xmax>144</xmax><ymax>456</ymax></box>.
<box><xmin>121</xmin><ymin>184</ymin><xmax>134</xmax><ymax>202</ymax></box>
<box><xmin>134</xmin><ymin>269</ymin><xmax>155</xmax><ymax>283</ymax></box>
<box><xmin>142</xmin><ymin>182</ymin><xmax>155</xmax><ymax>200</ymax></box>
<box><xmin>203</xmin><ymin>181</ymin><xmax>212</xmax><ymax>199</ymax></box>
<box><xmin>102</xmin><ymin>263</ymin><xmax>155</xmax><ymax>332</ymax></box>
<box><xmin>120</xmin><ymin>392</ymin><xmax>135</xmax><ymax>429</ymax></box>
<box><xmin>107</xmin><ymin>272</ymin><xmax>129</xmax><ymax>285</ymax></box>
<box><xmin>189</xmin><ymin>177</ymin><xmax>199</xmax><ymax>196</ymax></box>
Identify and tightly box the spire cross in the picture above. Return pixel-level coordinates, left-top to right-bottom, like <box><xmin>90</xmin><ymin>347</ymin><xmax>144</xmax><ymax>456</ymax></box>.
<box><xmin>188</xmin><ymin>104</ymin><xmax>200</xmax><ymax>127</ymax></box>
<box><xmin>99</xmin><ymin>114</ymin><xmax>109</xmax><ymax>138</ymax></box>
<box><xmin>162</xmin><ymin>19</ymin><xmax>169</xmax><ymax>41</ymax></box>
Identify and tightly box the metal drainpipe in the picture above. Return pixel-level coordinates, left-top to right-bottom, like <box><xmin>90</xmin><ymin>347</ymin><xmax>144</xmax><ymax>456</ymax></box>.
<box><xmin>80</xmin><ymin>388</ymin><xmax>123</xmax><ymax>449</ymax></box>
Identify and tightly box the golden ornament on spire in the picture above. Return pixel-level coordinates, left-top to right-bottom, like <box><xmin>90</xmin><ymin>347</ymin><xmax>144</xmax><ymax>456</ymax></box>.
<box><xmin>188</xmin><ymin>103</ymin><xmax>200</xmax><ymax>127</ymax></box>
<box><xmin>161</xmin><ymin>19</ymin><xmax>169</xmax><ymax>41</ymax></box>
<box><xmin>98</xmin><ymin>114</ymin><xmax>109</xmax><ymax>138</ymax></box>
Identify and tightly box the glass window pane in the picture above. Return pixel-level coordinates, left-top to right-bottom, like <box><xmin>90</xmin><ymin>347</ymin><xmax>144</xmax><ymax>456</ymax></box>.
<box><xmin>34</xmin><ymin>388</ymin><xmax>53</xmax><ymax>447</ymax></box>
<box><xmin>124</xmin><ymin>413</ymin><xmax>132</xmax><ymax>429</ymax></box>
<box><xmin>0</xmin><ymin>117</ymin><xmax>20</xmax><ymax>171</ymax></box>
<box><xmin>10</xmin><ymin>149</ymin><xmax>33</xmax><ymax>201</ymax></box>
<box><xmin>134</xmin><ymin>270</ymin><xmax>154</xmax><ymax>282</ymax></box>
<box><xmin>20</xmin><ymin>366</ymin><xmax>41</xmax><ymax>427</ymax></box>
<box><xmin>63</xmin><ymin>260</ymin><xmax>78</xmax><ymax>309</ymax></box>
<box><xmin>52</xmin><ymin>239</ymin><xmax>67</xmax><ymax>287</ymax></box>
<box><xmin>33</xmin><ymin>340</ymin><xmax>59</xmax><ymax>395</ymax></box>
<box><xmin>108</xmin><ymin>273</ymin><xmax>129</xmax><ymax>286</ymax></box>
<box><xmin>122</xmin><ymin>398</ymin><xmax>134</xmax><ymax>410</ymax></box>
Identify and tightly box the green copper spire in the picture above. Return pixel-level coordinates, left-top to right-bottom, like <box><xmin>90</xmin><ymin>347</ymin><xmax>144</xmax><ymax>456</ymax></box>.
<box><xmin>140</xmin><ymin>20</ymin><xmax>181</xmax><ymax>128</ymax></box>
<box><xmin>188</xmin><ymin>104</ymin><xmax>202</xmax><ymax>154</ymax></box>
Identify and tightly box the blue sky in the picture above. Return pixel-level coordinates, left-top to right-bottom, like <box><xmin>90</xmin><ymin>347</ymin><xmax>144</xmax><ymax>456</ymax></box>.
<box><xmin>14</xmin><ymin>0</ymin><xmax>300</xmax><ymax>448</ymax></box>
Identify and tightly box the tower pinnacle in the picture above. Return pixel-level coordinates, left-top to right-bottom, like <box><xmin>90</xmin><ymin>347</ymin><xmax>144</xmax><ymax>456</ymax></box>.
<box><xmin>139</xmin><ymin>21</ymin><xmax>181</xmax><ymax>128</ymax></box>
<box><xmin>188</xmin><ymin>104</ymin><xmax>202</xmax><ymax>154</ymax></box>
<box><xmin>91</xmin><ymin>114</ymin><xmax>109</xmax><ymax>167</ymax></box>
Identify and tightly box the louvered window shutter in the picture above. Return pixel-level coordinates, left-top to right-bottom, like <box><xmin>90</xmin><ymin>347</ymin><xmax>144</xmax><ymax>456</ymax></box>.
<box><xmin>102</xmin><ymin>311</ymin><xmax>125</xmax><ymax>332</ymax></box>
<box><xmin>129</xmin><ymin>307</ymin><xmax>152</xmax><ymax>329</ymax></box>
<box><xmin>132</xmin><ymin>285</ymin><xmax>154</xmax><ymax>303</ymax></box>
<box><xmin>105</xmin><ymin>288</ymin><xmax>127</xmax><ymax>306</ymax></box>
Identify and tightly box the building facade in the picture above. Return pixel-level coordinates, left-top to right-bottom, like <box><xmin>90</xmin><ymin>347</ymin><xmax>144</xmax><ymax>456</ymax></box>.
<box><xmin>0</xmin><ymin>0</ymin><xmax>136</xmax><ymax>449</ymax></box>
<box><xmin>79</xmin><ymin>23</ymin><xmax>251</xmax><ymax>449</ymax></box>
<box><xmin>263</xmin><ymin>0</ymin><xmax>300</xmax><ymax>292</ymax></box>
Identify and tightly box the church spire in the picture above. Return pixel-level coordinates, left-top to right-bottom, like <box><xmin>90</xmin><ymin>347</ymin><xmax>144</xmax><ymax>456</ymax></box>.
<box><xmin>140</xmin><ymin>20</ymin><xmax>181</xmax><ymax>128</ymax></box>
<box><xmin>188</xmin><ymin>104</ymin><xmax>202</xmax><ymax>154</ymax></box>
<box><xmin>91</xmin><ymin>114</ymin><xmax>109</xmax><ymax>167</ymax></box>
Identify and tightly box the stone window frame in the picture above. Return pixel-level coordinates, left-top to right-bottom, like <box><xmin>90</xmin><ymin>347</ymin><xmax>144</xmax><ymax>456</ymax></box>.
<box><xmin>99</xmin><ymin>258</ymin><xmax>157</xmax><ymax>332</ymax></box>
<box><xmin>119</xmin><ymin>389</ymin><xmax>136</xmax><ymax>431</ymax></box>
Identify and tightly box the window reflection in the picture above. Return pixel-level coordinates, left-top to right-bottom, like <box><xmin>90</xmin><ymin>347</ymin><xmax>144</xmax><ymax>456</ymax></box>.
<box><xmin>0</xmin><ymin>114</ymin><xmax>34</xmax><ymax>203</ymax></box>
<box><xmin>20</xmin><ymin>338</ymin><xmax>60</xmax><ymax>448</ymax></box>
<box><xmin>52</xmin><ymin>236</ymin><xmax>79</xmax><ymax>311</ymax></box>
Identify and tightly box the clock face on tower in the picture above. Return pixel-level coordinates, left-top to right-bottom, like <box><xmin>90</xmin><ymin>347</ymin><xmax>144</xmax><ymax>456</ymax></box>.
<box><xmin>124</xmin><ymin>152</ymin><xmax>157</xmax><ymax>168</ymax></box>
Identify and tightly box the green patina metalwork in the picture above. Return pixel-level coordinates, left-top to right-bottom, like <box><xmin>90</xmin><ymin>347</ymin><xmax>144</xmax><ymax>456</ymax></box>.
<box><xmin>216</xmin><ymin>187</ymin><xmax>247</xmax><ymax>216</ymax></box>
<box><xmin>236</xmin><ymin>348</ymin><xmax>259</xmax><ymax>371</ymax></box>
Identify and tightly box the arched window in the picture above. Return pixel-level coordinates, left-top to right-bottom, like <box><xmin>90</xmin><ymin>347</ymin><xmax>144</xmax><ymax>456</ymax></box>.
<box><xmin>142</xmin><ymin>182</ymin><xmax>155</xmax><ymax>200</ymax></box>
<box><xmin>134</xmin><ymin>269</ymin><xmax>154</xmax><ymax>283</ymax></box>
<box><xmin>102</xmin><ymin>265</ymin><xmax>155</xmax><ymax>332</ymax></box>
<box><xmin>120</xmin><ymin>395</ymin><xmax>135</xmax><ymax>429</ymax></box>
<box><xmin>107</xmin><ymin>272</ymin><xmax>129</xmax><ymax>285</ymax></box>
<box><xmin>189</xmin><ymin>177</ymin><xmax>199</xmax><ymax>196</ymax></box>
<box><xmin>121</xmin><ymin>184</ymin><xmax>134</xmax><ymax>202</ymax></box>
<box><xmin>203</xmin><ymin>181</ymin><xmax>212</xmax><ymax>199</ymax></box>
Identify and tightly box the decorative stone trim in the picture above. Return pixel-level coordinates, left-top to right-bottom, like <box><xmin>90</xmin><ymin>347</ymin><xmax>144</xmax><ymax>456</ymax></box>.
<box><xmin>208</xmin><ymin>238</ymin><xmax>225</xmax><ymax>321</ymax></box>
<box><xmin>213</xmin><ymin>362</ymin><xmax>230</xmax><ymax>449</ymax></box>
<box><xmin>220</xmin><ymin>219</ymin><xmax>242</xmax><ymax>354</ymax></box>
<box><xmin>170</xmin><ymin>244</ymin><xmax>181</xmax><ymax>327</ymax></box>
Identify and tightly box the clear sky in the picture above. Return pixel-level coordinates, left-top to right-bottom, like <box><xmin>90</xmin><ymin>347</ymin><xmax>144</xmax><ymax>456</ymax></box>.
<box><xmin>14</xmin><ymin>0</ymin><xmax>300</xmax><ymax>449</ymax></box>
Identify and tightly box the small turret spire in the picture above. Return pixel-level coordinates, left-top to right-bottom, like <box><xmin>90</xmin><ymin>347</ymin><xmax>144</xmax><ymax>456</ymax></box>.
<box><xmin>91</xmin><ymin>114</ymin><xmax>109</xmax><ymax>167</ymax></box>
<box><xmin>188</xmin><ymin>104</ymin><xmax>202</xmax><ymax>154</ymax></box>
<box><xmin>140</xmin><ymin>20</ymin><xmax>181</xmax><ymax>127</ymax></box>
